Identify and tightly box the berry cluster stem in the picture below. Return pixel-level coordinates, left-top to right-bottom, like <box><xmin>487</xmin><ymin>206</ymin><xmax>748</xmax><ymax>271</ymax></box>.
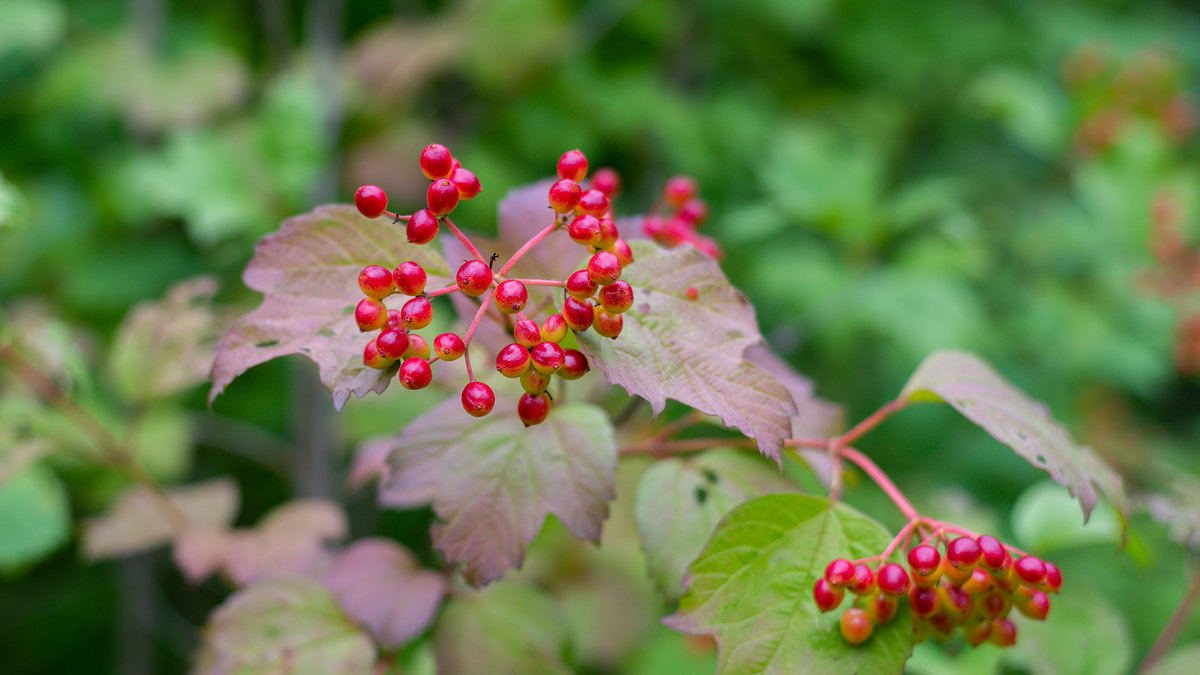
<box><xmin>1137</xmin><ymin>560</ymin><xmax>1200</xmax><ymax>674</ymax></box>
<box><xmin>838</xmin><ymin>446</ymin><xmax>921</xmax><ymax>522</ymax></box>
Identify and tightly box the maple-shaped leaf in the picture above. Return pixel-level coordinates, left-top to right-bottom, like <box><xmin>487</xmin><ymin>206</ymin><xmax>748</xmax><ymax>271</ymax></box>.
<box><xmin>208</xmin><ymin>204</ymin><xmax>449</xmax><ymax>410</ymax></box>
<box><xmin>900</xmin><ymin>350</ymin><xmax>1128</xmax><ymax>522</ymax></box>
<box><xmin>381</xmin><ymin>396</ymin><xmax>616</xmax><ymax>586</ymax></box>
<box><xmin>83</xmin><ymin>478</ymin><xmax>239</xmax><ymax>560</ymax></box>
<box><xmin>322</xmin><ymin>538</ymin><xmax>447</xmax><ymax>649</ymax></box>
<box><xmin>574</xmin><ymin>241</ymin><xmax>798</xmax><ymax>460</ymax></box>
<box><xmin>1146</xmin><ymin>472</ymin><xmax>1200</xmax><ymax>551</ymax></box>
<box><xmin>665</xmin><ymin>494</ymin><xmax>912</xmax><ymax>675</ymax></box>
<box><xmin>192</xmin><ymin>577</ymin><xmax>376</xmax><ymax>675</ymax></box>
<box><xmin>434</xmin><ymin>582</ymin><xmax>571</xmax><ymax>675</ymax></box>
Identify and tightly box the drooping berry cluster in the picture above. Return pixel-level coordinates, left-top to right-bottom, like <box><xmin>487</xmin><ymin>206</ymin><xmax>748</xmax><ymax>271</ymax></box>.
<box><xmin>352</xmin><ymin>145</ymin><xmax>634</xmax><ymax>426</ymax></box>
<box><xmin>641</xmin><ymin>175</ymin><xmax>722</xmax><ymax>260</ymax></box>
<box><xmin>813</xmin><ymin>534</ymin><xmax>1061</xmax><ymax>648</ymax></box>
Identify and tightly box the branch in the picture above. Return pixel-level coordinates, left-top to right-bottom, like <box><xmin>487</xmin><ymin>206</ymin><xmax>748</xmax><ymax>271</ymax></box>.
<box><xmin>1137</xmin><ymin>559</ymin><xmax>1200</xmax><ymax>675</ymax></box>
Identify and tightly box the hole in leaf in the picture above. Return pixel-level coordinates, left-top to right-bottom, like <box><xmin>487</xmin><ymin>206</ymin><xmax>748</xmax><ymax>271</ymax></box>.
<box><xmin>702</xmin><ymin>468</ymin><xmax>719</xmax><ymax>484</ymax></box>
<box><xmin>255</xmin><ymin>340</ymin><xmax>279</xmax><ymax>348</ymax></box>
<box><xmin>318</xmin><ymin>328</ymin><xmax>334</xmax><ymax>337</ymax></box>
<box><xmin>1035</xmin><ymin>454</ymin><xmax>1046</xmax><ymax>465</ymax></box>
<box><xmin>343</xmin><ymin>305</ymin><xmax>355</xmax><ymax>315</ymax></box>
<box><xmin>694</xmin><ymin>486</ymin><xmax>708</xmax><ymax>504</ymax></box>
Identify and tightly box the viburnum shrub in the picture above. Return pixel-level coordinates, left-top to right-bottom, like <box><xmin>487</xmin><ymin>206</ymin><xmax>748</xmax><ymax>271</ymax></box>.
<box><xmin>198</xmin><ymin>142</ymin><xmax>1134</xmax><ymax>674</ymax></box>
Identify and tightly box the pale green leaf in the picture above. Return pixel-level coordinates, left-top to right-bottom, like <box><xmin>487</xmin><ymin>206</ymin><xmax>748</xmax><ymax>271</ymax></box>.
<box><xmin>434</xmin><ymin>582</ymin><xmax>570</xmax><ymax>675</ymax></box>
<box><xmin>0</xmin><ymin>464</ymin><xmax>69</xmax><ymax>570</ymax></box>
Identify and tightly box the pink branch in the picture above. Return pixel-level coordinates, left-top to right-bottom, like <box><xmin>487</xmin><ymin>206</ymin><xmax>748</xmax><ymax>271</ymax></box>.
<box><xmin>835</xmin><ymin>398</ymin><xmax>907</xmax><ymax>448</ymax></box>
<box><xmin>442</xmin><ymin>217</ymin><xmax>489</xmax><ymax>265</ymax></box>
<box><xmin>512</xmin><ymin>279</ymin><xmax>566</xmax><ymax>287</ymax></box>
<box><xmin>463</xmin><ymin>350</ymin><xmax>475</xmax><ymax>382</ymax></box>
<box><xmin>462</xmin><ymin>289</ymin><xmax>496</xmax><ymax>346</ymax></box>
<box><xmin>839</xmin><ymin>446</ymin><xmax>920</xmax><ymax>522</ymax></box>
<box><xmin>426</xmin><ymin>284</ymin><xmax>460</xmax><ymax>298</ymax></box>
<box><xmin>497</xmin><ymin>221</ymin><xmax>559</xmax><ymax>278</ymax></box>
<box><xmin>383</xmin><ymin>210</ymin><xmax>411</xmax><ymax>222</ymax></box>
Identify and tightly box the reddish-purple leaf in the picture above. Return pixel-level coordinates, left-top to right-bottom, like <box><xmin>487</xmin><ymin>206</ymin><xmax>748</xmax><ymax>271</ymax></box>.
<box><xmin>321</xmin><ymin>538</ymin><xmax>446</xmax><ymax>648</ymax></box>
<box><xmin>573</xmin><ymin>241</ymin><xmax>798</xmax><ymax>460</ymax></box>
<box><xmin>208</xmin><ymin>204</ymin><xmax>449</xmax><ymax>410</ymax></box>
<box><xmin>495</xmin><ymin>179</ymin><xmax>583</xmax><ymax>281</ymax></box>
<box><xmin>83</xmin><ymin>478</ymin><xmax>238</xmax><ymax>560</ymax></box>
<box><xmin>380</xmin><ymin>397</ymin><xmax>616</xmax><ymax>586</ymax></box>
<box><xmin>901</xmin><ymin>350</ymin><xmax>1128</xmax><ymax>522</ymax></box>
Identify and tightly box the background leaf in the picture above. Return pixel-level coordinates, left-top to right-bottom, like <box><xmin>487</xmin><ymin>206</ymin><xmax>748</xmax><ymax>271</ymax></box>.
<box><xmin>0</xmin><ymin>464</ymin><xmax>69</xmax><ymax>570</ymax></box>
<box><xmin>433</xmin><ymin>582</ymin><xmax>570</xmax><ymax>675</ymax></box>
<box><xmin>82</xmin><ymin>477</ymin><xmax>238</xmax><ymax>560</ymax></box>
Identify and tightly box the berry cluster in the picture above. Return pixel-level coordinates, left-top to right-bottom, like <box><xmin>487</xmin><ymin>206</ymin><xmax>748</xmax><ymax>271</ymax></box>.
<box><xmin>813</xmin><ymin>534</ymin><xmax>1061</xmax><ymax>648</ymax></box>
<box><xmin>641</xmin><ymin>175</ymin><xmax>722</xmax><ymax>260</ymax></box>
<box><xmin>351</xmin><ymin>145</ymin><xmax>635</xmax><ymax>426</ymax></box>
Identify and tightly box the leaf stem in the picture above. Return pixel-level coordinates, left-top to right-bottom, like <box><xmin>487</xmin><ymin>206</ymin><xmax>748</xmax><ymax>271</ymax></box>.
<box><xmin>497</xmin><ymin>220</ymin><xmax>559</xmax><ymax>278</ymax></box>
<box><xmin>442</xmin><ymin>217</ymin><xmax>490</xmax><ymax>265</ymax></box>
<box><xmin>1137</xmin><ymin>559</ymin><xmax>1200</xmax><ymax>675</ymax></box>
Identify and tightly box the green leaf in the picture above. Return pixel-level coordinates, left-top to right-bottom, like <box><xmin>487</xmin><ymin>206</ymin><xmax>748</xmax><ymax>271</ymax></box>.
<box><xmin>1011</xmin><ymin>480</ymin><xmax>1121</xmax><ymax>554</ymax></box>
<box><xmin>900</xmin><ymin>350</ymin><xmax>1128</xmax><ymax>522</ymax></box>
<box><xmin>575</xmin><ymin>242</ymin><xmax>798</xmax><ymax>459</ymax></box>
<box><xmin>193</xmin><ymin>577</ymin><xmax>376</xmax><ymax>675</ymax></box>
<box><xmin>1147</xmin><ymin>644</ymin><xmax>1200</xmax><ymax>675</ymax></box>
<box><xmin>382</xmin><ymin>398</ymin><xmax>616</xmax><ymax>586</ymax></box>
<box><xmin>634</xmin><ymin>450</ymin><xmax>799</xmax><ymax>597</ymax></box>
<box><xmin>0</xmin><ymin>464</ymin><xmax>69</xmax><ymax>570</ymax></box>
<box><xmin>209</xmin><ymin>205</ymin><xmax>449</xmax><ymax>411</ymax></box>
<box><xmin>434</xmin><ymin>582</ymin><xmax>570</xmax><ymax>675</ymax></box>
<box><xmin>1002</xmin><ymin>589</ymin><xmax>1132</xmax><ymax>675</ymax></box>
<box><xmin>666</xmin><ymin>494</ymin><xmax>911</xmax><ymax>675</ymax></box>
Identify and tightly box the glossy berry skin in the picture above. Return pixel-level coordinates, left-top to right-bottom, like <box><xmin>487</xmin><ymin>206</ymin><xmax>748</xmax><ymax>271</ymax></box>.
<box><xmin>548</xmin><ymin>179</ymin><xmax>582</xmax><ymax>214</ymax></box>
<box><xmin>590</xmin><ymin>167</ymin><xmax>621</xmax><ymax>197</ymax></box>
<box><xmin>599</xmin><ymin>280</ymin><xmax>634</xmax><ymax>314</ymax></box>
<box><xmin>541</xmin><ymin>314</ymin><xmax>567</xmax><ymax>343</ymax></box>
<box><xmin>513</xmin><ymin>319</ymin><xmax>542</xmax><ymax>348</ymax></box>
<box><xmin>355</xmin><ymin>298</ymin><xmax>387</xmax><ymax>331</ymax></box>
<box><xmin>943</xmin><ymin>563</ymin><xmax>972</xmax><ymax>587</ymax></box>
<box><xmin>517</xmin><ymin>392</ymin><xmax>552</xmax><ymax>426</ymax></box>
<box><xmin>376</xmin><ymin>328</ymin><xmax>411</xmax><ymax>360</ymax></box>
<box><xmin>562</xmin><ymin>297</ymin><xmax>594</xmax><ymax>331</ymax></box>
<box><xmin>576</xmin><ymin>189</ymin><xmax>610</xmax><ymax>217</ymax></box>
<box><xmin>867</xmin><ymin>593</ymin><xmax>899</xmax><ymax>624</ymax></box>
<box><xmin>401</xmin><ymin>296</ymin><xmax>433</xmax><ymax>330</ymax></box>
<box><xmin>962</xmin><ymin>620</ymin><xmax>991</xmax><ymax>647</ymax></box>
<box><xmin>460</xmin><ymin>381</ymin><xmax>495</xmax><ymax>417</ymax></box>
<box><xmin>977</xmin><ymin>535</ymin><xmax>1010</xmax><ymax>571</ymax></box>
<box><xmin>940</xmin><ymin>584</ymin><xmax>972</xmax><ymax>619</ymax></box>
<box><xmin>663</xmin><ymin>175</ymin><xmax>697</xmax><ymax>207</ymax></box>
<box><xmin>595</xmin><ymin>218</ymin><xmax>619</xmax><ymax>249</ymax></box>
<box><xmin>1041</xmin><ymin>562</ymin><xmax>1063</xmax><ymax>593</ymax></box>
<box><xmin>1014</xmin><ymin>556</ymin><xmax>1046</xmax><ymax>585</ymax></box>
<box><xmin>962</xmin><ymin>567</ymin><xmax>994</xmax><ymax>596</ymax></box>
<box><xmin>530</xmin><ymin>341</ymin><xmax>565</xmax><ymax>375</ymax></box>
<box><xmin>419</xmin><ymin>144</ymin><xmax>454</xmax><ymax>180</ymax></box>
<box><xmin>1015</xmin><ymin>588</ymin><xmax>1051</xmax><ymax>620</ymax></box>
<box><xmin>876</xmin><ymin>563</ymin><xmax>910</xmax><ymax>596</ymax></box>
<box><xmin>557</xmin><ymin>149</ymin><xmax>588</xmax><ymax>181</ymax></box>
<box><xmin>405</xmin><ymin>334</ymin><xmax>430</xmax><ymax>360</ymax></box>
<box><xmin>520</xmin><ymin>368</ymin><xmax>551</xmax><ymax>394</ymax></box>
<box><xmin>989</xmin><ymin>618</ymin><xmax>1017</xmax><ymax>647</ymax></box>
<box><xmin>495</xmin><ymin>344</ymin><xmax>531</xmax><ymax>378</ymax></box>
<box><xmin>392</xmin><ymin>261</ymin><xmax>427</xmax><ymax>296</ymax></box>
<box><xmin>609</xmin><ymin>238</ymin><xmax>634</xmax><ymax>267</ymax></box>
<box><xmin>456</xmin><ymin>261</ymin><xmax>492</xmax><ymax>297</ymax></box>
<box><xmin>824</xmin><ymin>559</ymin><xmax>855</xmax><ymax>588</ymax></box>
<box><xmin>813</xmin><ymin>578</ymin><xmax>844</xmax><ymax>612</ymax></box>
<box><xmin>407</xmin><ymin>209</ymin><xmax>440</xmax><ymax>245</ymax></box>
<box><xmin>908</xmin><ymin>545</ymin><xmax>941</xmax><ymax>576</ymax></box>
<box><xmin>354</xmin><ymin>185</ymin><xmax>388</xmax><ymax>218</ymax></box>
<box><xmin>450</xmin><ymin>167</ymin><xmax>482</xmax><ymax>200</ymax></box>
<box><xmin>908</xmin><ymin>586</ymin><xmax>940</xmax><ymax>618</ymax></box>
<box><xmin>839</xmin><ymin>608</ymin><xmax>873</xmax><ymax>645</ymax></box>
<box><xmin>427</xmin><ymin>179</ymin><xmax>460</xmax><ymax>216</ymax></box>
<box><xmin>565</xmin><ymin>270</ymin><xmax>598</xmax><ymax>299</ymax></box>
<box><xmin>398</xmin><ymin>358</ymin><xmax>432</xmax><ymax>390</ymax></box>
<box><xmin>587</xmin><ymin>251</ymin><xmax>622</xmax><ymax>286</ymax></box>
<box><xmin>494</xmin><ymin>280</ymin><xmax>528</xmax><ymax>314</ymax></box>
<box><xmin>433</xmin><ymin>333</ymin><xmax>465</xmax><ymax>361</ymax></box>
<box><xmin>386</xmin><ymin>309</ymin><xmax>404</xmax><ymax>331</ymax></box>
<box><xmin>849</xmin><ymin>563</ymin><xmax>875</xmax><ymax>595</ymax></box>
<box><xmin>559</xmin><ymin>349</ymin><xmax>589</xmax><ymax>380</ymax></box>
<box><xmin>980</xmin><ymin>590</ymin><xmax>1011</xmax><ymax>618</ymax></box>
<box><xmin>358</xmin><ymin>265</ymin><xmax>395</xmax><ymax>299</ymax></box>
<box><xmin>593</xmin><ymin>307</ymin><xmax>623</xmax><ymax>339</ymax></box>
<box><xmin>363</xmin><ymin>338</ymin><xmax>394</xmax><ymax>369</ymax></box>
<box><xmin>568</xmin><ymin>215</ymin><xmax>602</xmax><ymax>246</ymax></box>
<box><xmin>947</xmin><ymin>537</ymin><xmax>982</xmax><ymax>570</ymax></box>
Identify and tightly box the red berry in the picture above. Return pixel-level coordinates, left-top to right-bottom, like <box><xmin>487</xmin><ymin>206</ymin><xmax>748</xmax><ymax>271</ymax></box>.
<box><xmin>354</xmin><ymin>185</ymin><xmax>388</xmax><ymax>219</ymax></box>
<box><xmin>1015</xmin><ymin>588</ymin><xmax>1051</xmax><ymax>621</ymax></box>
<box><xmin>541</xmin><ymin>314</ymin><xmax>567</xmax><ymax>343</ymax></box>
<box><xmin>867</xmin><ymin>593</ymin><xmax>899</xmax><ymax>624</ymax></box>
<box><xmin>659</xmin><ymin>217</ymin><xmax>691</xmax><ymax>246</ymax></box>
<box><xmin>401</xmin><ymin>296</ymin><xmax>433</xmax><ymax>329</ymax></box>
<box><xmin>989</xmin><ymin>618</ymin><xmax>1017</xmax><ymax>647</ymax></box>
<box><xmin>690</xmin><ymin>234</ymin><xmax>723</xmax><ymax>260</ymax></box>
<box><xmin>513</xmin><ymin>319</ymin><xmax>542</xmax><ymax>348</ymax></box>
<box><xmin>548</xmin><ymin>179</ymin><xmax>582</xmax><ymax>214</ymax></box>
<box><xmin>568</xmin><ymin>215</ymin><xmax>602</xmax><ymax>246</ymax></box>
<box><xmin>530</xmin><ymin>341</ymin><xmax>565</xmax><ymax>375</ymax></box>
<box><xmin>460</xmin><ymin>381</ymin><xmax>495</xmax><ymax>417</ymax></box>
<box><xmin>813</xmin><ymin>578</ymin><xmax>844</xmax><ymax>612</ymax></box>
<box><xmin>517</xmin><ymin>392</ymin><xmax>551</xmax><ymax>426</ymax></box>
<box><xmin>456</xmin><ymin>260</ymin><xmax>492</xmax><ymax>297</ymax></box>
<box><xmin>565</xmin><ymin>270</ymin><xmax>598</xmax><ymax>299</ymax></box>
<box><xmin>556</xmin><ymin>149</ymin><xmax>588</xmax><ymax>182</ymax></box>
<box><xmin>908</xmin><ymin>545</ymin><xmax>941</xmax><ymax>576</ymax></box>
<box><xmin>593</xmin><ymin>307</ymin><xmax>623</xmax><ymax>339</ymax></box>
<box><xmin>358</xmin><ymin>265</ymin><xmax>395</xmax><ymax>299</ymax></box>
<box><xmin>386</xmin><ymin>309</ymin><xmax>404</xmax><ymax>330</ymax></box>
<box><xmin>407</xmin><ymin>209</ymin><xmax>440</xmax><ymax>245</ymax></box>
<box><xmin>609</xmin><ymin>238</ymin><xmax>634</xmax><ymax>267</ymax></box>
<box><xmin>677</xmin><ymin>198</ymin><xmax>709</xmax><ymax>226</ymax></box>
<box><xmin>520</xmin><ymin>368</ymin><xmax>552</xmax><ymax>394</ymax></box>
<box><xmin>587</xmin><ymin>251</ymin><xmax>622</xmax><ymax>286</ymax></box>
<box><xmin>433</xmin><ymin>332</ymin><xmax>465</xmax><ymax>361</ymax></box>
<box><xmin>419</xmin><ymin>144</ymin><xmax>454</xmax><ymax>180</ymax></box>
<box><xmin>1013</xmin><ymin>556</ymin><xmax>1046</xmax><ymax>585</ymax></box>
<box><xmin>825</xmin><ymin>559</ymin><xmax>855</xmax><ymax>588</ymax></box>
<box><xmin>427</xmin><ymin>178</ymin><xmax>460</xmax><ymax>216</ymax></box>
<box><xmin>1042</xmin><ymin>562</ymin><xmax>1063</xmax><ymax>593</ymax></box>
<box><xmin>943</xmin><ymin>563</ymin><xmax>973</xmax><ymax>587</ymax></box>
<box><xmin>590</xmin><ymin>167</ymin><xmax>621</xmax><ymax>197</ymax></box>
<box><xmin>392</xmin><ymin>261</ymin><xmax>428</xmax><ymax>296</ymax></box>
<box><xmin>849</xmin><ymin>563</ymin><xmax>875</xmax><ymax>595</ymax></box>
<box><xmin>685</xmin><ymin>286</ymin><xmax>699</xmax><ymax>301</ymax></box>
<box><xmin>495</xmin><ymin>344</ymin><xmax>531</xmax><ymax>378</ymax></box>
<box><xmin>376</xmin><ymin>328</ymin><xmax>411</xmax><ymax>360</ymax></box>
<box><xmin>962</xmin><ymin>620</ymin><xmax>991</xmax><ymax>647</ymax></box>
<box><xmin>363</xmin><ymin>337</ymin><xmax>394</xmax><ymax>369</ymax></box>
<box><xmin>876</xmin><ymin>563</ymin><xmax>910</xmax><ymax>596</ymax></box>
<box><xmin>980</xmin><ymin>590</ymin><xmax>1011</xmax><ymax>618</ymax></box>
<box><xmin>450</xmin><ymin>167</ymin><xmax>481</xmax><ymax>200</ymax></box>
<box><xmin>908</xmin><ymin>586</ymin><xmax>940</xmax><ymax>618</ymax></box>
<box><xmin>398</xmin><ymin>358</ymin><xmax>432</xmax><ymax>390</ymax></box>
<box><xmin>940</xmin><ymin>584</ymin><xmax>972</xmax><ymax>618</ymax></box>
<box><xmin>947</xmin><ymin>537</ymin><xmax>982</xmax><ymax>570</ymax></box>
<box><xmin>576</xmin><ymin>189</ymin><xmax>610</xmax><ymax>217</ymax></box>
<box><xmin>962</xmin><ymin>567</ymin><xmax>993</xmax><ymax>596</ymax></box>
<box><xmin>595</xmin><ymin>218</ymin><xmax>619</xmax><ymax>249</ymax></box>
<box><xmin>977</xmin><ymin>535</ymin><xmax>1009</xmax><ymax>571</ymax></box>
<box><xmin>559</xmin><ymin>349</ymin><xmax>589</xmax><ymax>380</ymax></box>
<box><xmin>598</xmin><ymin>280</ymin><xmax>634</xmax><ymax>314</ymax></box>
<box><xmin>642</xmin><ymin>215</ymin><xmax>665</xmax><ymax>238</ymax></box>
<box><xmin>562</xmin><ymin>297</ymin><xmax>594</xmax><ymax>331</ymax></box>
<box><xmin>839</xmin><ymin>607</ymin><xmax>873</xmax><ymax>645</ymax></box>
<box><xmin>663</xmin><ymin>175</ymin><xmax>697</xmax><ymax>207</ymax></box>
<box><xmin>494</xmin><ymin>280</ymin><xmax>528</xmax><ymax>314</ymax></box>
<box><xmin>355</xmin><ymin>298</ymin><xmax>387</xmax><ymax>331</ymax></box>
<box><xmin>405</xmin><ymin>334</ymin><xmax>430</xmax><ymax>360</ymax></box>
